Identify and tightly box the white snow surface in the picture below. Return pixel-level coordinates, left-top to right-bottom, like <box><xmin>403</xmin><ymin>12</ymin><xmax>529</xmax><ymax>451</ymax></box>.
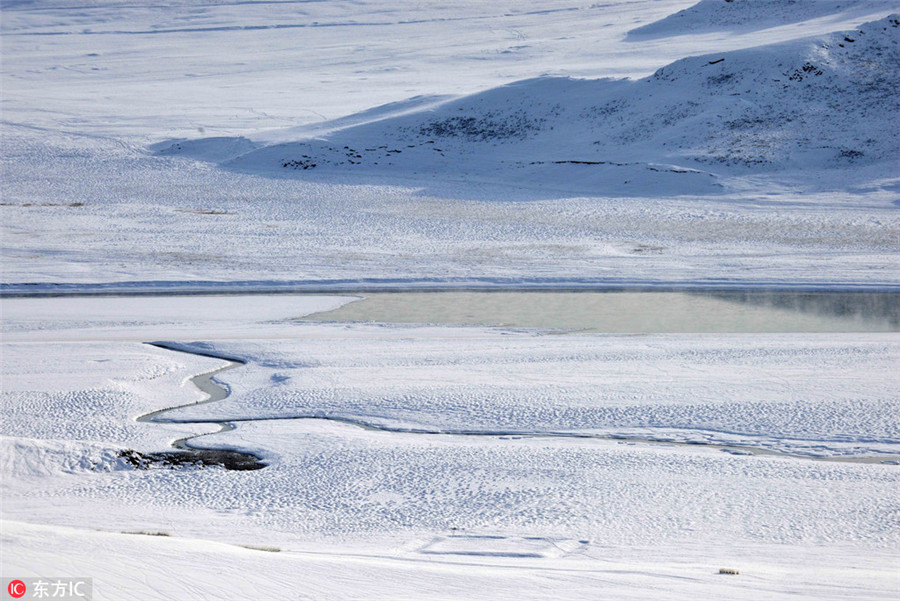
<box><xmin>159</xmin><ymin>330</ymin><xmax>900</xmax><ymax>458</ymax></box>
<box><xmin>2</xmin><ymin>1</ymin><xmax>900</xmax><ymax>598</ymax></box>
<box><xmin>2</xmin><ymin>296</ymin><xmax>899</xmax><ymax>599</ymax></box>
<box><xmin>2</xmin><ymin>1</ymin><xmax>899</xmax><ymax>288</ymax></box>
<box><xmin>177</xmin><ymin>15</ymin><xmax>900</xmax><ymax>193</ymax></box>
<box><xmin>628</xmin><ymin>0</ymin><xmax>893</xmax><ymax>38</ymax></box>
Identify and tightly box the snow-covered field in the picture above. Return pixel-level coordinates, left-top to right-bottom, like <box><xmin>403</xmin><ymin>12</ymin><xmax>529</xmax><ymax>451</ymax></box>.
<box><xmin>2</xmin><ymin>0</ymin><xmax>899</xmax><ymax>598</ymax></box>
<box><xmin>2</xmin><ymin>295</ymin><xmax>899</xmax><ymax>599</ymax></box>
<box><xmin>2</xmin><ymin>0</ymin><xmax>899</xmax><ymax>288</ymax></box>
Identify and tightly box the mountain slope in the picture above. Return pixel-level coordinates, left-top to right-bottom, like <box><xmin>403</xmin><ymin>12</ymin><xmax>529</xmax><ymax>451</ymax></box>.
<box><xmin>159</xmin><ymin>15</ymin><xmax>900</xmax><ymax>196</ymax></box>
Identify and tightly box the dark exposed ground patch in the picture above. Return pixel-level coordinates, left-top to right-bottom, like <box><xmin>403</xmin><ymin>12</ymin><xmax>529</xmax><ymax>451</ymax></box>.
<box><xmin>117</xmin><ymin>448</ymin><xmax>265</xmax><ymax>471</ymax></box>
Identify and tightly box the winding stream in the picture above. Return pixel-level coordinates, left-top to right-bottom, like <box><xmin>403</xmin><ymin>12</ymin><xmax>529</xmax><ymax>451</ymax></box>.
<box><xmin>137</xmin><ymin>343</ymin><xmax>900</xmax><ymax>470</ymax></box>
<box><xmin>135</xmin><ymin>343</ymin><xmax>263</xmax><ymax>470</ymax></box>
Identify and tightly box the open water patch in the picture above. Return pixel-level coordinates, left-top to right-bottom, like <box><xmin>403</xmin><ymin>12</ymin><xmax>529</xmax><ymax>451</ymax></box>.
<box><xmin>301</xmin><ymin>290</ymin><xmax>900</xmax><ymax>333</ymax></box>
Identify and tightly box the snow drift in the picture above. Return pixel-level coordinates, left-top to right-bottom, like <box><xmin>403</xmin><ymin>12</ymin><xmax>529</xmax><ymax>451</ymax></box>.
<box><xmin>157</xmin><ymin>15</ymin><xmax>900</xmax><ymax>195</ymax></box>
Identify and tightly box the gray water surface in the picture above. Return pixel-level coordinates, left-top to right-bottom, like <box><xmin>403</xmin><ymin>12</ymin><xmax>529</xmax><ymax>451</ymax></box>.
<box><xmin>303</xmin><ymin>290</ymin><xmax>900</xmax><ymax>333</ymax></box>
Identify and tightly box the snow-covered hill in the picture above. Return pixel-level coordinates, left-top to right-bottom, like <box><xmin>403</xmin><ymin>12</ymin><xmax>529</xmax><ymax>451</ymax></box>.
<box><xmin>627</xmin><ymin>0</ymin><xmax>889</xmax><ymax>38</ymax></box>
<box><xmin>158</xmin><ymin>15</ymin><xmax>900</xmax><ymax>196</ymax></box>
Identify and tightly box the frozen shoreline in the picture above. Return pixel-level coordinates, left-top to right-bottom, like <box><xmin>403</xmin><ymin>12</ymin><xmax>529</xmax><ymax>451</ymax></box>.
<box><xmin>4</xmin><ymin>279</ymin><xmax>900</xmax><ymax>297</ymax></box>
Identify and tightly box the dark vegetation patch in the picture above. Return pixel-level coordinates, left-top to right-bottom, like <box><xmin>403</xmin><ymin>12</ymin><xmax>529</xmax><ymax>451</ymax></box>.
<box><xmin>418</xmin><ymin>111</ymin><xmax>543</xmax><ymax>141</ymax></box>
<box><xmin>787</xmin><ymin>62</ymin><xmax>824</xmax><ymax>82</ymax></box>
<box><xmin>282</xmin><ymin>141</ymin><xmax>445</xmax><ymax>171</ymax></box>
<box><xmin>117</xmin><ymin>448</ymin><xmax>265</xmax><ymax>471</ymax></box>
<box><xmin>705</xmin><ymin>72</ymin><xmax>735</xmax><ymax>86</ymax></box>
<box><xmin>631</xmin><ymin>243</ymin><xmax>665</xmax><ymax>255</ymax></box>
<box><xmin>239</xmin><ymin>544</ymin><xmax>282</xmax><ymax>552</ymax></box>
<box><xmin>546</xmin><ymin>159</ymin><xmax>626</xmax><ymax>166</ymax></box>
<box><xmin>282</xmin><ymin>156</ymin><xmax>317</xmax><ymax>169</ymax></box>
<box><xmin>839</xmin><ymin>148</ymin><xmax>865</xmax><ymax>160</ymax></box>
<box><xmin>581</xmin><ymin>100</ymin><xmax>626</xmax><ymax>120</ymax></box>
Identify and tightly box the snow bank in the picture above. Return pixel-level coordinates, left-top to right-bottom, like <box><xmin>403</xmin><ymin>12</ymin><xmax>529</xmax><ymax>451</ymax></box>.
<box><xmin>0</xmin><ymin>438</ymin><xmax>138</xmax><ymax>478</ymax></box>
<box><xmin>6</xmin><ymin>519</ymin><xmax>896</xmax><ymax>601</ymax></box>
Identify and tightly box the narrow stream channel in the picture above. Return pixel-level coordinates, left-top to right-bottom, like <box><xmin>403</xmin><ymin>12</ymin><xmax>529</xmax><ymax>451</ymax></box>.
<box><xmin>133</xmin><ymin>343</ymin><xmax>264</xmax><ymax>470</ymax></box>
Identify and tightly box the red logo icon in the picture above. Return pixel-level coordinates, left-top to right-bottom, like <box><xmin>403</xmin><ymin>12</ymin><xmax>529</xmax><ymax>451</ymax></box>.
<box><xmin>7</xmin><ymin>580</ymin><xmax>26</xmax><ymax>599</ymax></box>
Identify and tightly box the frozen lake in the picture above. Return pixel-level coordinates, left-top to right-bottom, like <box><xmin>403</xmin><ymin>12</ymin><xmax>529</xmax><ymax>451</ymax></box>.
<box><xmin>304</xmin><ymin>290</ymin><xmax>900</xmax><ymax>333</ymax></box>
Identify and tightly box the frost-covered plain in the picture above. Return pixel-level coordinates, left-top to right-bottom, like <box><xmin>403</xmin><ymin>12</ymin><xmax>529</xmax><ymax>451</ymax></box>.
<box><xmin>2</xmin><ymin>295</ymin><xmax>899</xmax><ymax>599</ymax></box>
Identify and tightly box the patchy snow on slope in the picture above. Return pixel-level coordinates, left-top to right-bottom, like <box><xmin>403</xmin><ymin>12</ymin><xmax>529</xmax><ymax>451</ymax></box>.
<box><xmin>158</xmin><ymin>15</ymin><xmax>900</xmax><ymax>196</ymax></box>
<box><xmin>4</xmin><ymin>121</ymin><xmax>897</xmax><ymax>288</ymax></box>
<box><xmin>1</xmin><ymin>3</ymin><xmax>898</xmax><ymax>288</ymax></box>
